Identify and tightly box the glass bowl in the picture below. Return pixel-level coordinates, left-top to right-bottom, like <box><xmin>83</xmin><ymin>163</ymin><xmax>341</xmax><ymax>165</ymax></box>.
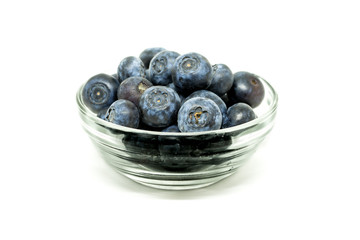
<box><xmin>76</xmin><ymin>77</ymin><xmax>278</xmax><ymax>190</ymax></box>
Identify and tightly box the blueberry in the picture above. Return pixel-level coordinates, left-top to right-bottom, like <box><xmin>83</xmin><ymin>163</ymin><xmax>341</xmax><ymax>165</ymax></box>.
<box><xmin>145</xmin><ymin>69</ymin><xmax>150</xmax><ymax>80</ymax></box>
<box><xmin>166</xmin><ymin>82</ymin><xmax>177</xmax><ymax>91</ymax></box>
<box><xmin>178</xmin><ymin>97</ymin><xmax>222</xmax><ymax>132</ymax></box>
<box><xmin>138</xmin><ymin>121</ymin><xmax>164</xmax><ymax>132</ymax></box>
<box><xmin>117</xmin><ymin>56</ymin><xmax>146</xmax><ymax>83</ymax></box>
<box><xmin>185</xmin><ymin>90</ymin><xmax>227</xmax><ymax>123</ymax></box>
<box><xmin>207</xmin><ymin>64</ymin><xmax>233</xmax><ymax>96</ymax></box>
<box><xmin>139</xmin><ymin>47</ymin><xmax>166</xmax><ymax>69</ymax></box>
<box><xmin>172</xmin><ymin>52</ymin><xmax>212</xmax><ymax>94</ymax></box>
<box><xmin>220</xmin><ymin>93</ymin><xmax>231</xmax><ymax>107</ymax></box>
<box><xmin>111</xmin><ymin>73</ymin><xmax>120</xmax><ymax>84</ymax></box>
<box><xmin>222</xmin><ymin>103</ymin><xmax>256</xmax><ymax>128</ymax></box>
<box><xmin>117</xmin><ymin>77</ymin><xmax>153</xmax><ymax>107</ymax></box>
<box><xmin>161</xmin><ymin>125</ymin><xmax>180</xmax><ymax>132</ymax></box>
<box><xmin>82</xmin><ymin>73</ymin><xmax>119</xmax><ymax>114</ymax></box>
<box><xmin>97</xmin><ymin>108</ymin><xmax>108</xmax><ymax>120</ymax></box>
<box><xmin>227</xmin><ymin>71</ymin><xmax>265</xmax><ymax>108</ymax></box>
<box><xmin>167</xmin><ymin>82</ymin><xmax>185</xmax><ymax>102</ymax></box>
<box><xmin>149</xmin><ymin>50</ymin><xmax>180</xmax><ymax>86</ymax></box>
<box><xmin>104</xmin><ymin>99</ymin><xmax>140</xmax><ymax>128</ymax></box>
<box><xmin>139</xmin><ymin>86</ymin><xmax>181</xmax><ymax>128</ymax></box>
<box><xmin>122</xmin><ymin>134</ymin><xmax>160</xmax><ymax>159</ymax></box>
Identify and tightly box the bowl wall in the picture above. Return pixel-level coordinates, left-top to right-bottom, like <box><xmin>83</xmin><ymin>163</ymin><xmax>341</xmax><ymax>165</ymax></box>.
<box><xmin>77</xmin><ymin>78</ymin><xmax>278</xmax><ymax>190</ymax></box>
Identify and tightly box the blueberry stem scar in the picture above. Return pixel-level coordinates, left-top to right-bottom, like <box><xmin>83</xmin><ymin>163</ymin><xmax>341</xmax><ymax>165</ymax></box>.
<box><xmin>194</xmin><ymin>111</ymin><xmax>203</xmax><ymax>124</ymax></box>
<box><xmin>138</xmin><ymin>83</ymin><xmax>147</xmax><ymax>93</ymax></box>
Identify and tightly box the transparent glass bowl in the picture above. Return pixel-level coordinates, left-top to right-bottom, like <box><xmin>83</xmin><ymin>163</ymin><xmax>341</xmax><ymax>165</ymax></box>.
<box><xmin>76</xmin><ymin>78</ymin><xmax>278</xmax><ymax>190</ymax></box>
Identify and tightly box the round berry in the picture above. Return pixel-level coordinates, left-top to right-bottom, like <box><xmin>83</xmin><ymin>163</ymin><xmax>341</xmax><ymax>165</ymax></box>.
<box><xmin>139</xmin><ymin>86</ymin><xmax>181</xmax><ymax>128</ymax></box>
<box><xmin>149</xmin><ymin>50</ymin><xmax>180</xmax><ymax>85</ymax></box>
<box><xmin>82</xmin><ymin>73</ymin><xmax>119</xmax><ymax>114</ymax></box>
<box><xmin>185</xmin><ymin>90</ymin><xmax>227</xmax><ymax>124</ymax></box>
<box><xmin>104</xmin><ymin>99</ymin><xmax>140</xmax><ymax>128</ymax></box>
<box><xmin>117</xmin><ymin>56</ymin><xmax>146</xmax><ymax>82</ymax></box>
<box><xmin>222</xmin><ymin>103</ymin><xmax>256</xmax><ymax>128</ymax></box>
<box><xmin>207</xmin><ymin>64</ymin><xmax>233</xmax><ymax>96</ymax></box>
<box><xmin>139</xmin><ymin>47</ymin><xmax>166</xmax><ymax>69</ymax></box>
<box><xmin>178</xmin><ymin>97</ymin><xmax>222</xmax><ymax>132</ymax></box>
<box><xmin>117</xmin><ymin>77</ymin><xmax>153</xmax><ymax>107</ymax></box>
<box><xmin>228</xmin><ymin>71</ymin><xmax>265</xmax><ymax>108</ymax></box>
<box><xmin>172</xmin><ymin>52</ymin><xmax>212</xmax><ymax>94</ymax></box>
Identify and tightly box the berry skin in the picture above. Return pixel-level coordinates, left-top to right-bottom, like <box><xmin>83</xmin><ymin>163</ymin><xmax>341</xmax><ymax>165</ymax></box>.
<box><xmin>166</xmin><ymin>82</ymin><xmax>186</xmax><ymax>101</ymax></box>
<box><xmin>166</xmin><ymin>82</ymin><xmax>177</xmax><ymax>91</ymax></box>
<box><xmin>207</xmin><ymin>64</ymin><xmax>233</xmax><ymax>96</ymax></box>
<box><xmin>149</xmin><ymin>50</ymin><xmax>180</xmax><ymax>86</ymax></box>
<box><xmin>145</xmin><ymin>69</ymin><xmax>150</xmax><ymax>80</ymax></box>
<box><xmin>222</xmin><ymin>103</ymin><xmax>256</xmax><ymax>128</ymax></box>
<box><xmin>161</xmin><ymin>125</ymin><xmax>180</xmax><ymax>132</ymax></box>
<box><xmin>97</xmin><ymin>108</ymin><xmax>108</xmax><ymax>120</ymax></box>
<box><xmin>139</xmin><ymin>86</ymin><xmax>181</xmax><ymax>128</ymax></box>
<box><xmin>139</xmin><ymin>47</ymin><xmax>166</xmax><ymax>69</ymax></box>
<box><xmin>172</xmin><ymin>52</ymin><xmax>212</xmax><ymax>95</ymax></box>
<box><xmin>177</xmin><ymin>97</ymin><xmax>222</xmax><ymax>132</ymax></box>
<box><xmin>82</xmin><ymin>73</ymin><xmax>119</xmax><ymax>114</ymax></box>
<box><xmin>117</xmin><ymin>56</ymin><xmax>146</xmax><ymax>83</ymax></box>
<box><xmin>185</xmin><ymin>90</ymin><xmax>227</xmax><ymax>124</ymax></box>
<box><xmin>104</xmin><ymin>99</ymin><xmax>140</xmax><ymax>128</ymax></box>
<box><xmin>111</xmin><ymin>73</ymin><xmax>120</xmax><ymax>84</ymax></box>
<box><xmin>117</xmin><ymin>77</ymin><xmax>153</xmax><ymax>107</ymax></box>
<box><xmin>220</xmin><ymin>93</ymin><xmax>231</xmax><ymax>107</ymax></box>
<box><xmin>227</xmin><ymin>71</ymin><xmax>265</xmax><ymax>108</ymax></box>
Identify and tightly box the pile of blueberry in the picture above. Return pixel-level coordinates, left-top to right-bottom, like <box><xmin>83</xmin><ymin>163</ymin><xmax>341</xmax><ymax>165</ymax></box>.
<box><xmin>82</xmin><ymin>48</ymin><xmax>265</xmax><ymax>133</ymax></box>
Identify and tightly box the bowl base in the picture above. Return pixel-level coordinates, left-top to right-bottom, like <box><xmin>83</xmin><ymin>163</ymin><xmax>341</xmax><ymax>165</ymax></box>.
<box><xmin>98</xmin><ymin>144</ymin><xmax>254</xmax><ymax>190</ymax></box>
<box><xmin>120</xmin><ymin>170</ymin><xmax>236</xmax><ymax>190</ymax></box>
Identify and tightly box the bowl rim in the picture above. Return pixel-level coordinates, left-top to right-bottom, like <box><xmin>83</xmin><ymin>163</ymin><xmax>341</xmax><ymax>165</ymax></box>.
<box><xmin>76</xmin><ymin>77</ymin><xmax>278</xmax><ymax>137</ymax></box>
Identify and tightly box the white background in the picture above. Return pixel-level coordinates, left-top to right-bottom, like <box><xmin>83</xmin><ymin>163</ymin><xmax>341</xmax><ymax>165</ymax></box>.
<box><xmin>1</xmin><ymin>0</ymin><xmax>359</xmax><ymax>239</ymax></box>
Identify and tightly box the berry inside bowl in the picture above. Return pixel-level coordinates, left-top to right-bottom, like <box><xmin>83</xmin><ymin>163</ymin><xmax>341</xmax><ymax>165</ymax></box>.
<box><xmin>76</xmin><ymin>77</ymin><xmax>278</xmax><ymax>190</ymax></box>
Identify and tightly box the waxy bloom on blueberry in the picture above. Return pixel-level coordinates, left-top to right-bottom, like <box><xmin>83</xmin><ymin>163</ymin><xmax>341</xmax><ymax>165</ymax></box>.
<box><xmin>177</xmin><ymin>97</ymin><xmax>222</xmax><ymax>132</ymax></box>
<box><xmin>139</xmin><ymin>47</ymin><xmax>166</xmax><ymax>69</ymax></box>
<box><xmin>117</xmin><ymin>56</ymin><xmax>146</xmax><ymax>83</ymax></box>
<box><xmin>185</xmin><ymin>90</ymin><xmax>227</xmax><ymax>125</ymax></box>
<box><xmin>139</xmin><ymin>86</ymin><xmax>181</xmax><ymax>128</ymax></box>
<box><xmin>104</xmin><ymin>99</ymin><xmax>140</xmax><ymax>128</ymax></box>
<box><xmin>82</xmin><ymin>73</ymin><xmax>119</xmax><ymax>114</ymax></box>
<box><xmin>149</xmin><ymin>50</ymin><xmax>180</xmax><ymax>86</ymax></box>
<box><xmin>207</xmin><ymin>64</ymin><xmax>233</xmax><ymax>96</ymax></box>
<box><xmin>172</xmin><ymin>52</ymin><xmax>212</xmax><ymax>94</ymax></box>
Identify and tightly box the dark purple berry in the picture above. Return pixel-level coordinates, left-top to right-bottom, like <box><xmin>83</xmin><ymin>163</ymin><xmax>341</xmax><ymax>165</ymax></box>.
<box><xmin>228</xmin><ymin>71</ymin><xmax>265</xmax><ymax>108</ymax></box>
<box><xmin>117</xmin><ymin>77</ymin><xmax>153</xmax><ymax>107</ymax></box>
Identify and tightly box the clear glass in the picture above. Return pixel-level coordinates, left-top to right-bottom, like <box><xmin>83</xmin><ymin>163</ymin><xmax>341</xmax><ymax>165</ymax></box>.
<box><xmin>76</xmin><ymin>77</ymin><xmax>278</xmax><ymax>190</ymax></box>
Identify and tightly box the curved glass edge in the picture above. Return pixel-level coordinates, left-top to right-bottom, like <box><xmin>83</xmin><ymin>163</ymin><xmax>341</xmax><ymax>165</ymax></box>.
<box><xmin>76</xmin><ymin>77</ymin><xmax>278</xmax><ymax>137</ymax></box>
